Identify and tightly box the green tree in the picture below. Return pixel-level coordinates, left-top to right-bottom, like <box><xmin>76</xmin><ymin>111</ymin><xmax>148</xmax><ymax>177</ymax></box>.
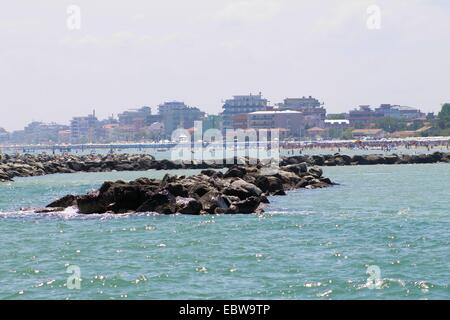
<box><xmin>374</xmin><ymin>117</ymin><xmax>406</xmax><ymax>133</ymax></box>
<box><xmin>342</xmin><ymin>128</ymin><xmax>354</xmax><ymax>140</ymax></box>
<box><xmin>438</xmin><ymin>103</ymin><xmax>450</xmax><ymax>129</ymax></box>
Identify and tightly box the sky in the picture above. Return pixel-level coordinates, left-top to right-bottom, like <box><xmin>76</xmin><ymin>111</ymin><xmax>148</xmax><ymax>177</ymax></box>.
<box><xmin>0</xmin><ymin>0</ymin><xmax>449</xmax><ymax>131</ymax></box>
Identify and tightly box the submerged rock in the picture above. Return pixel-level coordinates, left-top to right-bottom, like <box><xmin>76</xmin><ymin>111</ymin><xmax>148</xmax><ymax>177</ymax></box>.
<box><xmin>35</xmin><ymin>207</ymin><xmax>66</xmax><ymax>213</ymax></box>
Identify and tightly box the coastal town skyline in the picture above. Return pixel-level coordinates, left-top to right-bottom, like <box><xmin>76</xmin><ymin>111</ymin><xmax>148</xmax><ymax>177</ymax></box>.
<box><xmin>2</xmin><ymin>92</ymin><xmax>446</xmax><ymax>146</ymax></box>
<box><xmin>1</xmin><ymin>1</ymin><xmax>449</xmax><ymax>131</ymax></box>
<box><xmin>0</xmin><ymin>93</ymin><xmax>443</xmax><ymax>132</ymax></box>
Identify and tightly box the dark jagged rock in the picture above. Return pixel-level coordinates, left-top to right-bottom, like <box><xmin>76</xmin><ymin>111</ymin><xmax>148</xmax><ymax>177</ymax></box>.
<box><xmin>223</xmin><ymin>166</ymin><xmax>246</xmax><ymax>178</ymax></box>
<box><xmin>200</xmin><ymin>169</ymin><xmax>217</xmax><ymax>177</ymax></box>
<box><xmin>231</xmin><ymin>196</ymin><xmax>262</xmax><ymax>214</ymax></box>
<box><xmin>199</xmin><ymin>191</ymin><xmax>230</xmax><ymax>214</ymax></box>
<box><xmin>223</xmin><ymin>179</ymin><xmax>263</xmax><ymax>200</ymax></box>
<box><xmin>46</xmin><ymin>194</ymin><xmax>78</xmax><ymax>208</ymax></box>
<box><xmin>77</xmin><ymin>193</ymin><xmax>108</xmax><ymax>214</ymax></box>
<box><xmin>0</xmin><ymin>169</ymin><xmax>12</xmax><ymax>182</ymax></box>
<box><xmin>136</xmin><ymin>192</ymin><xmax>175</xmax><ymax>214</ymax></box>
<box><xmin>281</xmin><ymin>163</ymin><xmax>308</xmax><ymax>175</ymax></box>
<box><xmin>45</xmin><ymin>163</ymin><xmax>336</xmax><ymax>215</ymax></box>
<box><xmin>176</xmin><ymin>197</ymin><xmax>203</xmax><ymax>215</ymax></box>
<box><xmin>0</xmin><ymin>154</ymin><xmax>155</xmax><ymax>181</ymax></box>
<box><xmin>254</xmin><ymin>175</ymin><xmax>284</xmax><ymax>194</ymax></box>
<box><xmin>167</xmin><ymin>183</ymin><xmax>189</xmax><ymax>197</ymax></box>
<box><xmin>308</xmin><ymin>166</ymin><xmax>323</xmax><ymax>178</ymax></box>
<box><xmin>189</xmin><ymin>183</ymin><xmax>213</xmax><ymax>198</ymax></box>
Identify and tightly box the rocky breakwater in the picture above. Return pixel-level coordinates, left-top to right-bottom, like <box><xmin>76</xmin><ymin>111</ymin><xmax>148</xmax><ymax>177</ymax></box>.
<box><xmin>41</xmin><ymin>163</ymin><xmax>336</xmax><ymax>215</ymax></box>
<box><xmin>280</xmin><ymin>152</ymin><xmax>450</xmax><ymax>167</ymax></box>
<box><xmin>3</xmin><ymin>150</ymin><xmax>447</xmax><ymax>183</ymax></box>
<box><xmin>0</xmin><ymin>153</ymin><xmax>158</xmax><ymax>181</ymax></box>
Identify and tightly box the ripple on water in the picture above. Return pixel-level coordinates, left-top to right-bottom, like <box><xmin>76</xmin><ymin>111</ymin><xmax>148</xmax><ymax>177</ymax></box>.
<box><xmin>1</xmin><ymin>164</ymin><xmax>450</xmax><ymax>299</ymax></box>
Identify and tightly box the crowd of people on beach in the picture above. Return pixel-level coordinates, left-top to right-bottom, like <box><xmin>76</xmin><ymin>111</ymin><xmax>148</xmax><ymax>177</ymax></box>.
<box><xmin>281</xmin><ymin>139</ymin><xmax>450</xmax><ymax>155</ymax></box>
<box><xmin>2</xmin><ymin>137</ymin><xmax>450</xmax><ymax>157</ymax></box>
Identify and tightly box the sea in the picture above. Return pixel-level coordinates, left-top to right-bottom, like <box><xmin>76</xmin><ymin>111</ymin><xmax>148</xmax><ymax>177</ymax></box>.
<box><xmin>0</xmin><ymin>164</ymin><xmax>449</xmax><ymax>299</ymax></box>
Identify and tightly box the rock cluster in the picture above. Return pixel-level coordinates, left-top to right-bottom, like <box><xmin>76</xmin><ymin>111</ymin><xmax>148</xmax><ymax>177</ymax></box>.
<box><xmin>1</xmin><ymin>151</ymin><xmax>449</xmax><ymax>183</ymax></box>
<box><xmin>45</xmin><ymin>163</ymin><xmax>335</xmax><ymax>215</ymax></box>
<box><xmin>0</xmin><ymin>153</ymin><xmax>157</xmax><ymax>181</ymax></box>
<box><xmin>280</xmin><ymin>152</ymin><xmax>450</xmax><ymax>167</ymax></box>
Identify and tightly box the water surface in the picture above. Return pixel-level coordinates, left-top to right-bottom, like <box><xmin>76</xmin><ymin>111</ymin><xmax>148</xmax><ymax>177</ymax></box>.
<box><xmin>0</xmin><ymin>164</ymin><xmax>449</xmax><ymax>299</ymax></box>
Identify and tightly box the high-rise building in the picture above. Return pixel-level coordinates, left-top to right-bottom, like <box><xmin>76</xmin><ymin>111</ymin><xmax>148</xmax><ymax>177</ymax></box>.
<box><xmin>349</xmin><ymin>105</ymin><xmax>384</xmax><ymax>125</ymax></box>
<box><xmin>278</xmin><ymin>96</ymin><xmax>326</xmax><ymax>126</ymax></box>
<box><xmin>9</xmin><ymin>122</ymin><xmax>69</xmax><ymax>144</ymax></box>
<box><xmin>70</xmin><ymin>111</ymin><xmax>100</xmax><ymax>143</ymax></box>
<box><xmin>281</xmin><ymin>96</ymin><xmax>321</xmax><ymax>109</ymax></box>
<box><xmin>221</xmin><ymin>93</ymin><xmax>268</xmax><ymax>130</ymax></box>
<box><xmin>118</xmin><ymin>106</ymin><xmax>152</xmax><ymax>128</ymax></box>
<box><xmin>247</xmin><ymin>110</ymin><xmax>305</xmax><ymax>137</ymax></box>
<box><xmin>158</xmin><ymin>101</ymin><xmax>205</xmax><ymax>136</ymax></box>
<box><xmin>0</xmin><ymin>127</ymin><xmax>9</xmax><ymax>143</ymax></box>
<box><xmin>202</xmin><ymin>114</ymin><xmax>223</xmax><ymax>131</ymax></box>
<box><xmin>349</xmin><ymin>104</ymin><xmax>425</xmax><ymax>126</ymax></box>
<box><xmin>375</xmin><ymin>104</ymin><xmax>424</xmax><ymax>120</ymax></box>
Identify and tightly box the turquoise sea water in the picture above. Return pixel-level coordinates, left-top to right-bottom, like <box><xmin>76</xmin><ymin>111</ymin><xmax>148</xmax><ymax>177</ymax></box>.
<box><xmin>0</xmin><ymin>164</ymin><xmax>449</xmax><ymax>300</ymax></box>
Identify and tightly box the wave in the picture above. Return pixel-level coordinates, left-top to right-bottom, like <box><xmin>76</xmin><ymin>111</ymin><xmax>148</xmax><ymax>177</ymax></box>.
<box><xmin>0</xmin><ymin>206</ymin><xmax>162</xmax><ymax>220</ymax></box>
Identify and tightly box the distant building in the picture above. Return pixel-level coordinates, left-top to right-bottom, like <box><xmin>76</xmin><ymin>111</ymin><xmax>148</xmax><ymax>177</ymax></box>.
<box><xmin>203</xmin><ymin>114</ymin><xmax>223</xmax><ymax>131</ymax></box>
<box><xmin>221</xmin><ymin>93</ymin><xmax>268</xmax><ymax>130</ymax></box>
<box><xmin>393</xmin><ymin>106</ymin><xmax>425</xmax><ymax>120</ymax></box>
<box><xmin>349</xmin><ymin>105</ymin><xmax>384</xmax><ymax>125</ymax></box>
<box><xmin>58</xmin><ymin>130</ymin><xmax>72</xmax><ymax>144</ymax></box>
<box><xmin>118</xmin><ymin>106</ymin><xmax>152</xmax><ymax>128</ymax></box>
<box><xmin>0</xmin><ymin>127</ymin><xmax>9</xmax><ymax>143</ymax></box>
<box><xmin>158</xmin><ymin>101</ymin><xmax>205</xmax><ymax>136</ymax></box>
<box><xmin>375</xmin><ymin>104</ymin><xmax>424</xmax><ymax>120</ymax></box>
<box><xmin>280</xmin><ymin>96</ymin><xmax>321</xmax><ymax>109</ymax></box>
<box><xmin>114</xmin><ymin>106</ymin><xmax>156</xmax><ymax>142</ymax></box>
<box><xmin>70</xmin><ymin>111</ymin><xmax>100</xmax><ymax>143</ymax></box>
<box><xmin>278</xmin><ymin>96</ymin><xmax>326</xmax><ymax>127</ymax></box>
<box><xmin>327</xmin><ymin>113</ymin><xmax>348</xmax><ymax>120</ymax></box>
<box><xmin>324</xmin><ymin>120</ymin><xmax>350</xmax><ymax>139</ymax></box>
<box><xmin>9</xmin><ymin>121</ymin><xmax>69</xmax><ymax>144</ymax></box>
<box><xmin>350</xmin><ymin>104</ymin><xmax>425</xmax><ymax>126</ymax></box>
<box><xmin>231</xmin><ymin>114</ymin><xmax>249</xmax><ymax>130</ymax></box>
<box><xmin>147</xmin><ymin>122</ymin><xmax>165</xmax><ymax>140</ymax></box>
<box><xmin>247</xmin><ymin>110</ymin><xmax>305</xmax><ymax>137</ymax></box>
<box><xmin>376</xmin><ymin>104</ymin><xmax>401</xmax><ymax>118</ymax></box>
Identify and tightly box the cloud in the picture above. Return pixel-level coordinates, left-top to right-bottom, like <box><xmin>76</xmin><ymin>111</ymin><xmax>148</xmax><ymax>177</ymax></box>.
<box><xmin>59</xmin><ymin>31</ymin><xmax>179</xmax><ymax>49</ymax></box>
<box><xmin>217</xmin><ymin>0</ymin><xmax>282</xmax><ymax>22</ymax></box>
<box><xmin>312</xmin><ymin>1</ymin><xmax>369</xmax><ymax>32</ymax></box>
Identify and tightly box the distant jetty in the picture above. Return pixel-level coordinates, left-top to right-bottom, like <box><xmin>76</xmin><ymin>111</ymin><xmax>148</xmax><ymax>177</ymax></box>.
<box><xmin>1</xmin><ymin>152</ymin><xmax>449</xmax><ymax>183</ymax></box>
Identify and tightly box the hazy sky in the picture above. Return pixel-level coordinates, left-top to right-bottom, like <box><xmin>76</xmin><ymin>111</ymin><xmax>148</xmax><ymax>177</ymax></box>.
<box><xmin>0</xmin><ymin>0</ymin><xmax>449</xmax><ymax>131</ymax></box>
